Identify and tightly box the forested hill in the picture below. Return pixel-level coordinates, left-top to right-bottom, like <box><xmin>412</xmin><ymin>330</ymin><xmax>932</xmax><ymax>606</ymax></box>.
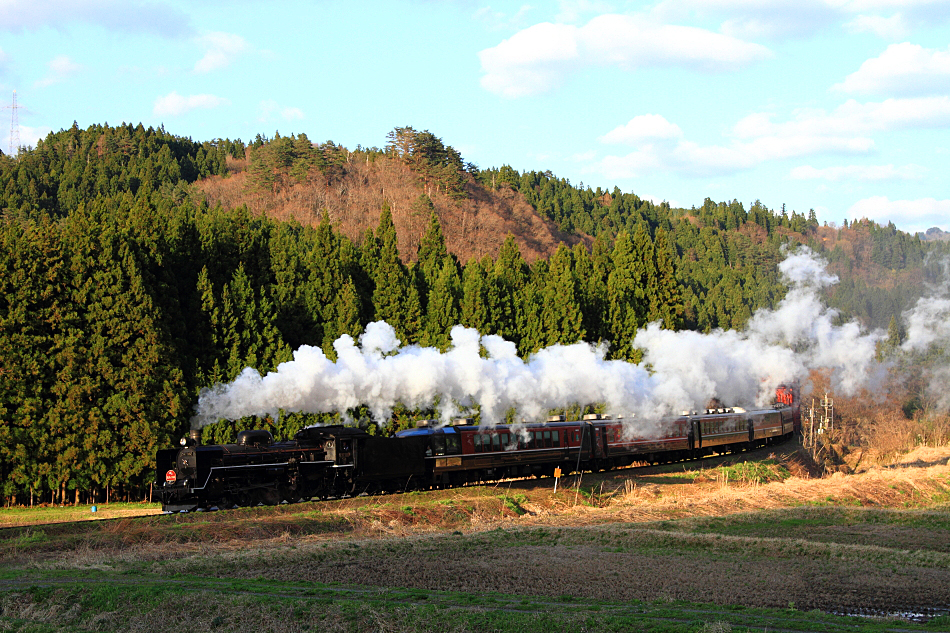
<box><xmin>0</xmin><ymin>122</ymin><xmax>943</xmax><ymax>506</ymax></box>
<box><xmin>195</xmin><ymin>126</ymin><xmax>941</xmax><ymax>332</ymax></box>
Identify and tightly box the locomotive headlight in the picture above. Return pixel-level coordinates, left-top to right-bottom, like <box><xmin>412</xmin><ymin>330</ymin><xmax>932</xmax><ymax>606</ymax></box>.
<box><xmin>180</xmin><ymin>437</ymin><xmax>187</xmax><ymax>446</ymax></box>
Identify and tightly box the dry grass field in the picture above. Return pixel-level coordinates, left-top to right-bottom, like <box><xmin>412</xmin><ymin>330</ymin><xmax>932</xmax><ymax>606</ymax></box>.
<box><xmin>2</xmin><ymin>439</ymin><xmax>949</xmax><ymax>631</ymax></box>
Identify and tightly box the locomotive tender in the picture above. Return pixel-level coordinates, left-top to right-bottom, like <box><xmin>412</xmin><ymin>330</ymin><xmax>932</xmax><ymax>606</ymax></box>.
<box><xmin>157</xmin><ymin>386</ymin><xmax>800</xmax><ymax>512</ymax></box>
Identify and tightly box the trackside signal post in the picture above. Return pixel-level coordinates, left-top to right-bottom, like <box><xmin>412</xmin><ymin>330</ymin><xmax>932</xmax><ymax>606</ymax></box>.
<box><xmin>553</xmin><ymin>466</ymin><xmax>562</xmax><ymax>492</ymax></box>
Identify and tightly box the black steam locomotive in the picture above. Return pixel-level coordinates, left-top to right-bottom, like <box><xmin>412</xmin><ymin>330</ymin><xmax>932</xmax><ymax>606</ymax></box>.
<box><xmin>157</xmin><ymin>386</ymin><xmax>800</xmax><ymax>512</ymax></box>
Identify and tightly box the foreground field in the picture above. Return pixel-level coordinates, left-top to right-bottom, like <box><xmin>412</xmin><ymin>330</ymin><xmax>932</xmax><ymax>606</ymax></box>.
<box><xmin>1</xmin><ymin>442</ymin><xmax>949</xmax><ymax>632</ymax></box>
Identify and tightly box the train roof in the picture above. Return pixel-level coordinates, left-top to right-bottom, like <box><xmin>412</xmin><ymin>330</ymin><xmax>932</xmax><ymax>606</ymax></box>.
<box><xmin>393</xmin><ymin>405</ymin><xmax>790</xmax><ymax>437</ymax></box>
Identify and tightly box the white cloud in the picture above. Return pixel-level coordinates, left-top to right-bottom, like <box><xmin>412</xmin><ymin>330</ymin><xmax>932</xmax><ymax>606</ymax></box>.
<box><xmin>153</xmin><ymin>91</ymin><xmax>229</xmax><ymax>116</ymax></box>
<box><xmin>258</xmin><ymin>99</ymin><xmax>305</xmax><ymax>123</ymax></box>
<box><xmin>653</xmin><ymin>0</ymin><xmax>839</xmax><ymax>39</ymax></box>
<box><xmin>478</xmin><ymin>22</ymin><xmax>578</xmax><ymax>97</ymax></box>
<box><xmin>194</xmin><ymin>32</ymin><xmax>250</xmax><ymax>73</ymax></box>
<box><xmin>848</xmin><ymin>196</ymin><xmax>950</xmax><ymax>233</ymax></box>
<box><xmin>843</xmin><ymin>13</ymin><xmax>908</xmax><ymax>38</ymax></box>
<box><xmin>478</xmin><ymin>14</ymin><xmax>771</xmax><ymax>97</ymax></box>
<box><xmin>0</xmin><ymin>0</ymin><xmax>193</xmax><ymax>38</ymax></box>
<box><xmin>734</xmin><ymin>96</ymin><xmax>950</xmax><ymax>139</ymax></box>
<box><xmin>11</xmin><ymin>125</ymin><xmax>52</xmax><ymax>153</ymax></box>
<box><xmin>594</xmin><ymin>140</ymin><xmax>756</xmax><ymax>179</ymax></box>
<box><xmin>741</xmin><ymin>134</ymin><xmax>874</xmax><ymax>160</ymax></box>
<box><xmin>474</xmin><ymin>4</ymin><xmax>535</xmax><ymax>30</ymax></box>
<box><xmin>599</xmin><ymin>113</ymin><xmax>683</xmax><ymax>144</ymax></box>
<box><xmin>34</xmin><ymin>54</ymin><xmax>82</xmax><ymax>87</ymax></box>
<box><xmin>654</xmin><ymin>0</ymin><xmax>950</xmax><ymax>40</ymax></box>
<box><xmin>790</xmin><ymin>163</ymin><xmax>927</xmax><ymax>180</ymax></box>
<box><xmin>641</xmin><ymin>193</ymin><xmax>680</xmax><ymax>208</ymax></box>
<box><xmin>835</xmin><ymin>42</ymin><xmax>950</xmax><ymax>96</ymax></box>
<box><xmin>590</xmin><ymin>94</ymin><xmax>950</xmax><ymax>179</ymax></box>
<box><xmin>730</xmin><ymin>109</ymin><xmax>877</xmax><ymax>159</ymax></box>
<box><xmin>555</xmin><ymin>0</ymin><xmax>614</xmax><ymax>23</ymax></box>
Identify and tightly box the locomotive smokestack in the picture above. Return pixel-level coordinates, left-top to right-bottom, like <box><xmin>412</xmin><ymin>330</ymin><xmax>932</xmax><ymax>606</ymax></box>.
<box><xmin>189</xmin><ymin>429</ymin><xmax>201</xmax><ymax>446</ymax></box>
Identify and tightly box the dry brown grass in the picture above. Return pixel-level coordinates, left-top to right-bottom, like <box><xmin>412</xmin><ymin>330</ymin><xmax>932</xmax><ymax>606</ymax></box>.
<box><xmin>194</xmin><ymin>157</ymin><xmax>587</xmax><ymax>264</ymax></box>
<box><xmin>4</xmin><ymin>443</ymin><xmax>950</xmax><ymax>621</ymax></box>
<box><xmin>803</xmin><ymin>369</ymin><xmax>950</xmax><ymax>471</ymax></box>
<box><xmin>6</xmin><ymin>441</ymin><xmax>948</xmax><ymax>575</ymax></box>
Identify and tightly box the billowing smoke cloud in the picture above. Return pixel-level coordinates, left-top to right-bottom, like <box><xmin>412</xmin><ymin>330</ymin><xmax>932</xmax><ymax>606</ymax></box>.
<box><xmin>634</xmin><ymin>246</ymin><xmax>886</xmax><ymax>412</ymax></box>
<box><xmin>192</xmin><ymin>247</ymin><xmax>898</xmax><ymax>431</ymax></box>
<box><xmin>899</xmin><ymin>257</ymin><xmax>950</xmax><ymax>409</ymax></box>
<box><xmin>193</xmin><ymin>325</ymin><xmax>658</xmax><ymax>431</ymax></box>
<box><xmin>902</xmin><ymin>296</ymin><xmax>950</xmax><ymax>352</ymax></box>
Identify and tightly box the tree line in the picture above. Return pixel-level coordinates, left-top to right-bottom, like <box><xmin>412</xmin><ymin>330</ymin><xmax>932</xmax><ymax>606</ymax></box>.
<box><xmin>0</xmin><ymin>122</ymin><xmax>944</xmax><ymax>506</ymax></box>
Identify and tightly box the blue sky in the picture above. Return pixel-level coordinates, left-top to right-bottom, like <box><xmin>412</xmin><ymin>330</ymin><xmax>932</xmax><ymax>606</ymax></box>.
<box><xmin>2</xmin><ymin>0</ymin><xmax>950</xmax><ymax>234</ymax></box>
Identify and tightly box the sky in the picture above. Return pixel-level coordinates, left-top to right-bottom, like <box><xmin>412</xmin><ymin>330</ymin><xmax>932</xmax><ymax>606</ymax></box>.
<box><xmin>1</xmin><ymin>0</ymin><xmax>950</xmax><ymax>234</ymax></box>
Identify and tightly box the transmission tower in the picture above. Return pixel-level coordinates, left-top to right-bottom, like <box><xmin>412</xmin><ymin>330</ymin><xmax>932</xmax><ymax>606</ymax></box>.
<box><xmin>4</xmin><ymin>90</ymin><xmax>21</xmax><ymax>158</ymax></box>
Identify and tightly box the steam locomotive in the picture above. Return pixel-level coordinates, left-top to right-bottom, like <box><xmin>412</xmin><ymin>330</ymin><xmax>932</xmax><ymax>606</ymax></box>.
<box><xmin>157</xmin><ymin>386</ymin><xmax>800</xmax><ymax>512</ymax></box>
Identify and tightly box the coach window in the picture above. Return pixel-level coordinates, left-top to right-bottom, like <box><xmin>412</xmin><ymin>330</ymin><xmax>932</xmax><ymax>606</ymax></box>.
<box><xmin>445</xmin><ymin>433</ymin><xmax>460</xmax><ymax>455</ymax></box>
<box><xmin>552</xmin><ymin>430</ymin><xmax>560</xmax><ymax>447</ymax></box>
<box><xmin>542</xmin><ymin>430</ymin><xmax>551</xmax><ymax>448</ymax></box>
<box><xmin>492</xmin><ymin>434</ymin><xmax>501</xmax><ymax>451</ymax></box>
<box><xmin>474</xmin><ymin>434</ymin><xmax>482</xmax><ymax>453</ymax></box>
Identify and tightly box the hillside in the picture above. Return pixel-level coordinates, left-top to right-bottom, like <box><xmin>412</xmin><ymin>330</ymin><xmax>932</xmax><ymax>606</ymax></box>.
<box><xmin>193</xmin><ymin>130</ymin><xmax>943</xmax><ymax>333</ymax></box>
<box><xmin>919</xmin><ymin>227</ymin><xmax>950</xmax><ymax>242</ymax></box>
<box><xmin>194</xmin><ymin>151</ymin><xmax>586</xmax><ymax>265</ymax></box>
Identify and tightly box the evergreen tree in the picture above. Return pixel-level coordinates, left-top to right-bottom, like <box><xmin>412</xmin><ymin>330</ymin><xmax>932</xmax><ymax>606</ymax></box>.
<box><xmin>650</xmin><ymin>227</ymin><xmax>685</xmax><ymax>330</ymax></box>
<box><xmin>334</xmin><ymin>279</ymin><xmax>363</xmax><ymax>343</ymax></box>
<box><xmin>631</xmin><ymin>221</ymin><xmax>656</xmax><ymax>322</ymax></box>
<box><xmin>372</xmin><ymin>205</ymin><xmax>422</xmax><ymax>343</ymax></box>
<box><xmin>573</xmin><ymin>241</ymin><xmax>607</xmax><ymax>343</ymax></box>
<box><xmin>461</xmin><ymin>256</ymin><xmax>491</xmax><ymax>334</ymax></box>
<box><xmin>422</xmin><ymin>260</ymin><xmax>462</xmax><ymax>350</ymax></box>
<box><xmin>607</xmin><ymin>231</ymin><xmax>642</xmax><ymax>359</ymax></box>
<box><xmin>415</xmin><ymin>202</ymin><xmax>449</xmax><ymax>309</ymax></box>
<box><xmin>490</xmin><ymin>234</ymin><xmax>528</xmax><ymax>344</ymax></box>
<box><xmin>539</xmin><ymin>244</ymin><xmax>584</xmax><ymax>346</ymax></box>
<box><xmin>517</xmin><ymin>261</ymin><xmax>547</xmax><ymax>355</ymax></box>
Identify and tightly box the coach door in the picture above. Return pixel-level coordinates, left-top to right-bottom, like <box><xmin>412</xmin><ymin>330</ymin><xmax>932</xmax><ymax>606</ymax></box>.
<box><xmin>593</xmin><ymin>426</ymin><xmax>607</xmax><ymax>459</ymax></box>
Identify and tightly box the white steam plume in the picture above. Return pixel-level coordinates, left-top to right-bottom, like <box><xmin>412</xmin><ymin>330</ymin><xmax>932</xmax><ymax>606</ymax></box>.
<box><xmin>192</xmin><ymin>247</ymin><xmax>891</xmax><ymax>431</ymax></box>
<box><xmin>902</xmin><ymin>296</ymin><xmax>950</xmax><ymax>352</ymax></box>
<box><xmin>899</xmin><ymin>256</ymin><xmax>950</xmax><ymax>410</ymax></box>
